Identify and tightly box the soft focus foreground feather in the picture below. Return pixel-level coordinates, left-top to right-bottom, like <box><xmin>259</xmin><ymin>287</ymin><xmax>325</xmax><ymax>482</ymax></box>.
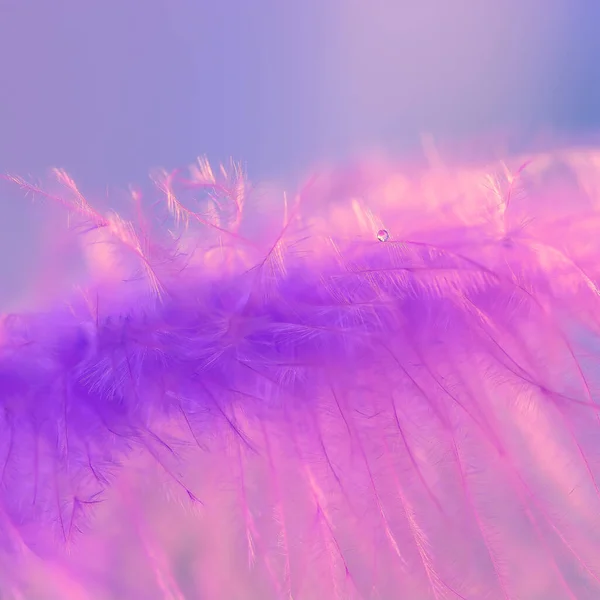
<box><xmin>2</xmin><ymin>150</ymin><xmax>600</xmax><ymax>599</ymax></box>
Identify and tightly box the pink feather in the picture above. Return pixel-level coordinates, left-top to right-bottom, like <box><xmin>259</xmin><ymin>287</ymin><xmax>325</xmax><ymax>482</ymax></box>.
<box><xmin>1</xmin><ymin>149</ymin><xmax>600</xmax><ymax>598</ymax></box>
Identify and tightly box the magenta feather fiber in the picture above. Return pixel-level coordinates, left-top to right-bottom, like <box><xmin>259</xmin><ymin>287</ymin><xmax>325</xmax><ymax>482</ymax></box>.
<box><xmin>2</xmin><ymin>149</ymin><xmax>600</xmax><ymax>599</ymax></box>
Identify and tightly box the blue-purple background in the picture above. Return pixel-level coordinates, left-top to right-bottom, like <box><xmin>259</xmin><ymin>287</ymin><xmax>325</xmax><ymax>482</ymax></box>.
<box><xmin>0</xmin><ymin>0</ymin><xmax>597</xmax><ymax>304</ymax></box>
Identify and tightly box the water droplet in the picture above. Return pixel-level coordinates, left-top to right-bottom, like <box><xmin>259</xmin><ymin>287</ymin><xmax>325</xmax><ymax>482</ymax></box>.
<box><xmin>376</xmin><ymin>229</ymin><xmax>389</xmax><ymax>242</ymax></box>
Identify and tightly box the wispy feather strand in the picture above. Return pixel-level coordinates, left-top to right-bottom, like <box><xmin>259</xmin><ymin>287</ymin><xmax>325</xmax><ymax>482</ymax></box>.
<box><xmin>1</xmin><ymin>150</ymin><xmax>600</xmax><ymax>598</ymax></box>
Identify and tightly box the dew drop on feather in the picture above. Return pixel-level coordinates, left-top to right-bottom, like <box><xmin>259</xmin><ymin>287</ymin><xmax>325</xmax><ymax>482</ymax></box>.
<box><xmin>377</xmin><ymin>229</ymin><xmax>389</xmax><ymax>242</ymax></box>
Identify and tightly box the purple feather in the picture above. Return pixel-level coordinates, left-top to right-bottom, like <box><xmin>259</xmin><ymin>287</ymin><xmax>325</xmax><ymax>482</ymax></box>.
<box><xmin>1</xmin><ymin>152</ymin><xmax>600</xmax><ymax>598</ymax></box>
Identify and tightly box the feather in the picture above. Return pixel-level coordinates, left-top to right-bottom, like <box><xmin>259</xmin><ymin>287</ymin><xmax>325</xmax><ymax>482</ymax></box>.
<box><xmin>2</xmin><ymin>149</ymin><xmax>600</xmax><ymax>598</ymax></box>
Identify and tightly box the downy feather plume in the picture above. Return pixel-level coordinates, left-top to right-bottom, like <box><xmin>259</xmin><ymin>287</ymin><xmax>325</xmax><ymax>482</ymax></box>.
<box><xmin>1</xmin><ymin>149</ymin><xmax>600</xmax><ymax>599</ymax></box>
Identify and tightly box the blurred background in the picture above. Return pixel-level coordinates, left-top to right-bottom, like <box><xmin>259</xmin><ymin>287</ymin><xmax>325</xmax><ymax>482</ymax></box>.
<box><xmin>0</xmin><ymin>0</ymin><xmax>598</xmax><ymax>304</ymax></box>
